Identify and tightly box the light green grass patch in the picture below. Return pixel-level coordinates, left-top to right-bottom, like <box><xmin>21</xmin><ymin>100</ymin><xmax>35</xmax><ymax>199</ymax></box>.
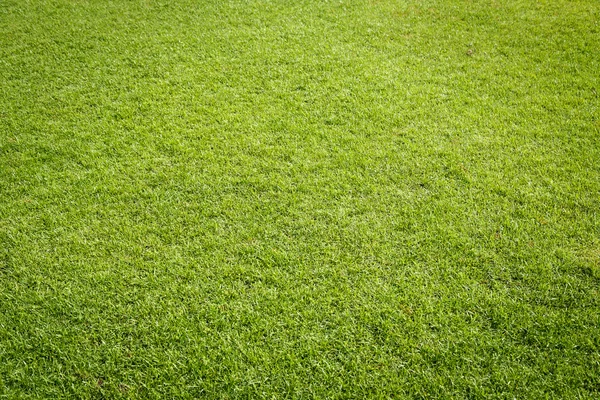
<box><xmin>1</xmin><ymin>0</ymin><xmax>599</xmax><ymax>398</ymax></box>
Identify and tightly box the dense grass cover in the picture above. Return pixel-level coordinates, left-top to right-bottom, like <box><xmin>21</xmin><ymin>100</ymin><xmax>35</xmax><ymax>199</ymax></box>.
<box><xmin>1</xmin><ymin>0</ymin><xmax>599</xmax><ymax>398</ymax></box>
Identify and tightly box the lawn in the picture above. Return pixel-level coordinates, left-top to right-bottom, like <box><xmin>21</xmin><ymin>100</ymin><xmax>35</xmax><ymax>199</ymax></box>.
<box><xmin>1</xmin><ymin>0</ymin><xmax>599</xmax><ymax>398</ymax></box>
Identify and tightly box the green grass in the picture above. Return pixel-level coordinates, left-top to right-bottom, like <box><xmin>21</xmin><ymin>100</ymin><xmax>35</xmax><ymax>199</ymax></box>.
<box><xmin>1</xmin><ymin>0</ymin><xmax>599</xmax><ymax>397</ymax></box>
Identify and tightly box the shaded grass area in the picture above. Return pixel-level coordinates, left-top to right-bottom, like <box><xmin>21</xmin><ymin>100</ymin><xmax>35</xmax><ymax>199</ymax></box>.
<box><xmin>1</xmin><ymin>0</ymin><xmax>599</xmax><ymax>397</ymax></box>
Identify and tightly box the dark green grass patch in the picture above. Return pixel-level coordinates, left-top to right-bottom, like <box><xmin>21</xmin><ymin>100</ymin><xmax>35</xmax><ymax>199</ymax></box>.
<box><xmin>1</xmin><ymin>0</ymin><xmax>599</xmax><ymax>398</ymax></box>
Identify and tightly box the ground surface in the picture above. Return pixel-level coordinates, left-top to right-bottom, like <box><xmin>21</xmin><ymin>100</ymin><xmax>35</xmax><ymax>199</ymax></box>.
<box><xmin>1</xmin><ymin>0</ymin><xmax>599</xmax><ymax>398</ymax></box>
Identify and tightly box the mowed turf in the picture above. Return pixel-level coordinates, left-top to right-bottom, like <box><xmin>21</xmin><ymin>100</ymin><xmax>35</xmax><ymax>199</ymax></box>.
<box><xmin>1</xmin><ymin>0</ymin><xmax>599</xmax><ymax>398</ymax></box>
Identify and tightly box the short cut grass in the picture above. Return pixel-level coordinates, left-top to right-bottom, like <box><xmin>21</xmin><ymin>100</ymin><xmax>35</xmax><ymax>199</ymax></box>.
<box><xmin>1</xmin><ymin>0</ymin><xmax>599</xmax><ymax>398</ymax></box>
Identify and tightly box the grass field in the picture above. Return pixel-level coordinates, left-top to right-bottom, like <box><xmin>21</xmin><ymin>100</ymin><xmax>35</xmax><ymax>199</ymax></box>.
<box><xmin>1</xmin><ymin>0</ymin><xmax>599</xmax><ymax>398</ymax></box>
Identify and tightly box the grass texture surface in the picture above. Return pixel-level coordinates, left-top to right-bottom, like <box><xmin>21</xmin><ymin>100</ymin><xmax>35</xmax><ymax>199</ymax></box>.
<box><xmin>1</xmin><ymin>0</ymin><xmax>599</xmax><ymax>398</ymax></box>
